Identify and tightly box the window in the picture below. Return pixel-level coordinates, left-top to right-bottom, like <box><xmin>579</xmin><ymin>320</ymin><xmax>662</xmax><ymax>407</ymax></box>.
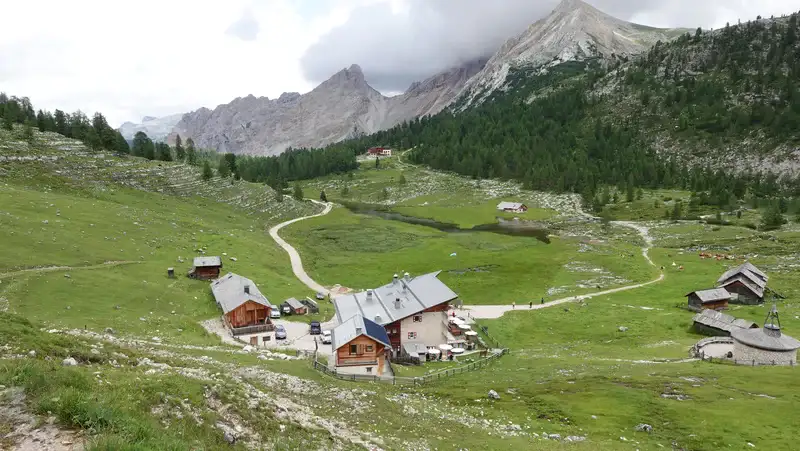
<box><xmin>413</xmin><ymin>315</ymin><xmax>422</xmax><ymax>323</ymax></box>
<box><xmin>366</xmin><ymin>367</ymin><xmax>372</xmax><ymax>374</ymax></box>
<box><xmin>408</xmin><ymin>331</ymin><xmax>417</xmax><ymax>340</ymax></box>
<box><xmin>365</xmin><ymin>345</ymin><xmax>374</xmax><ymax>352</ymax></box>
<box><xmin>349</xmin><ymin>344</ymin><xmax>358</xmax><ymax>355</ymax></box>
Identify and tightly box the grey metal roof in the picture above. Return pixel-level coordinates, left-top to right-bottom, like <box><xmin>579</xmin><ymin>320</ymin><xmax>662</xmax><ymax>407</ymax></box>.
<box><xmin>331</xmin><ymin>314</ymin><xmax>391</xmax><ymax>350</ymax></box>
<box><xmin>497</xmin><ymin>202</ymin><xmax>525</xmax><ymax>210</ymax></box>
<box><xmin>210</xmin><ymin>273</ymin><xmax>271</xmax><ymax>314</ymax></box>
<box><xmin>332</xmin><ymin>271</ymin><xmax>458</xmax><ymax>325</ymax></box>
<box><xmin>402</xmin><ymin>342</ymin><xmax>428</xmax><ymax>358</ymax></box>
<box><xmin>285</xmin><ymin>297</ymin><xmax>305</xmax><ymax>309</ymax></box>
<box><xmin>693</xmin><ymin>309</ymin><xmax>758</xmax><ymax>333</ymax></box>
<box><xmin>720</xmin><ymin>275</ymin><xmax>765</xmax><ymax>298</ymax></box>
<box><xmin>732</xmin><ymin>327</ymin><xmax>800</xmax><ymax>352</ymax></box>
<box><xmin>686</xmin><ymin>288</ymin><xmax>732</xmax><ymax>303</ymax></box>
<box><xmin>194</xmin><ymin>256</ymin><xmax>222</xmax><ymax>268</ymax></box>
<box><xmin>717</xmin><ymin>262</ymin><xmax>767</xmax><ymax>287</ymax></box>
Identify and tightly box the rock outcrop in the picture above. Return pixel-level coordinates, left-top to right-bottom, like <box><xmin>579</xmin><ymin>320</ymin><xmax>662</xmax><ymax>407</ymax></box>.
<box><xmin>454</xmin><ymin>0</ymin><xmax>687</xmax><ymax>108</ymax></box>
<box><xmin>170</xmin><ymin>60</ymin><xmax>486</xmax><ymax>156</ymax></box>
<box><xmin>118</xmin><ymin>113</ymin><xmax>184</xmax><ymax>142</ymax></box>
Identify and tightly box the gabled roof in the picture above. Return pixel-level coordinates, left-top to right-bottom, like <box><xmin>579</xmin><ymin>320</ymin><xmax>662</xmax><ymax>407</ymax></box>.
<box><xmin>332</xmin><ymin>271</ymin><xmax>457</xmax><ymax>325</ymax></box>
<box><xmin>720</xmin><ymin>275</ymin><xmax>765</xmax><ymax>298</ymax></box>
<box><xmin>331</xmin><ymin>314</ymin><xmax>391</xmax><ymax>350</ymax></box>
<box><xmin>497</xmin><ymin>202</ymin><xmax>525</xmax><ymax>210</ymax></box>
<box><xmin>693</xmin><ymin>309</ymin><xmax>758</xmax><ymax>333</ymax></box>
<box><xmin>210</xmin><ymin>273</ymin><xmax>272</xmax><ymax>314</ymax></box>
<box><xmin>194</xmin><ymin>256</ymin><xmax>222</xmax><ymax>268</ymax></box>
<box><xmin>717</xmin><ymin>262</ymin><xmax>767</xmax><ymax>287</ymax></box>
<box><xmin>685</xmin><ymin>288</ymin><xmax>731</xmax><ymax>304</ymax></box>
<box><xmin>285</xmin><ymin>297</ymin><xmax>304</xmax><ymax>309</ymax></box>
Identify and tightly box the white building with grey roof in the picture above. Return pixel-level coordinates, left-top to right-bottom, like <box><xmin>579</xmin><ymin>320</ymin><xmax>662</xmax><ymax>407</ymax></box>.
<box><xmin>731</xmin><ymin>305</ymin><xmax>800</xmax><ymax>366</ymax></box>
<box><xmin>332</xmin><ymin>271</ymin><xmax>458</xmax><ymax>353</ymax></box>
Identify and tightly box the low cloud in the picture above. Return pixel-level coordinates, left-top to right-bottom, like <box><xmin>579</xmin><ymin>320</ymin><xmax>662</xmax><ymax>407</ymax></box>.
<box><xmin>300</xmin><ymin>0</ymin><xmax>799</xmax><ymax>92</ymax></box>
<box><xmin>226</xmin><ymin>8</ymin><xmax>261</xmax><ymax>41</ymax></box>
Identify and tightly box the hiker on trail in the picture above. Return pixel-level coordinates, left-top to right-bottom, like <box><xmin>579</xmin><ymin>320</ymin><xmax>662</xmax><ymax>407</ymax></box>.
<box><xmin>541</xmin><ymin>297</ymin><xmax>544</xmax><ymax>305</ymax></box>
<box><xmin>529</xmin><ymin>301</ymin><xmax>533</xmax><ymax>309</ymax></box>
<box><xmin>512</xmin><ymin>301</ymin><xmax>516</xmax><ymax>309</ymax></box>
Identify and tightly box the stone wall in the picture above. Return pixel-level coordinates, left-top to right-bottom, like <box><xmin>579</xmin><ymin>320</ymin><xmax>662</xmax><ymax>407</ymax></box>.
<box><xmin>733</xmin><ymin>340</ymin><xmax>798</xmax><ymax>366</ymax></box>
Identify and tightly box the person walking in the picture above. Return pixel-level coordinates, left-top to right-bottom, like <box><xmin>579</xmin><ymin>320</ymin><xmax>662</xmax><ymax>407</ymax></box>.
<box><xmin>540</xmin><ymin>297</ymin><xmax>544</xmax><ymax>305</ymax></box>
<box><xmin>512</xmin><ymin>301</ymin><xmax>516</xmax><ymax>310</ymax></box>
<box><xmin>529</xmin><ymin>301</ymin><xmax>533</xmax><ymax>309</ymax></box>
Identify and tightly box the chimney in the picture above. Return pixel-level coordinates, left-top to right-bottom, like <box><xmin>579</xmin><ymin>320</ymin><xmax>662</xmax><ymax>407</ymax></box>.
<box><xmin>356</xmin><ymin>327</ymin><xmax>362</xmax><ymax>334</ymax></box>
<box><xmin>244</xmin><ymin>284</ymin><xmax>250</xmax><ymax>294</ymax></box>
<box><xmin>394</xmin><ymin>298</ymin><xmax>402</xmax><ymax>309</ymax></box>
<box><xmin>375</xmin><ymin>314</ymin><xmax>382</xmax><ymax>323</ymax></box>
<box><xmin>366</xmin><ymin>289</ymin><xmax>374</xmax><ymax>301</ymax></box>
<box><xmin>404</xmin><ymin>272</ymin><xmax>411</xmax><ymax>282</ymax></box>
<box><xmin>393</xmin><ymin>274</ymin><xmax>399</xmax><ymax>285</ymax></box>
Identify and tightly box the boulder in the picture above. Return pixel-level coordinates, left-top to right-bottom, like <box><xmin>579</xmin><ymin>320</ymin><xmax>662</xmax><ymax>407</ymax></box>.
<box><xmin>62</xmin><ymin>357</ymin><xmax>78</xmax><ymax>366</ymax></box>
<box><xmin>634</xmin><ymin>423</ymin><xmax>653</xmax><ymax>433</ymax></box>
<box><xmin>618</xmin><ymin>326</ymin><xmax>629</xmax><ymax>332</ymax></box>
<box><xmin>487</xmin><ymin>390</ymin><xmax>500</xmax><ymax>400</ymax></box>
<box><xmin>566</xmin><ymin>436</ymin><xmax>586</xmax><ymax>442</ymax></box>
<box><xmin>223</xmin><ymin>431</ymin><xmax>236</xmax><ymax>445</ymax></box>
<box><xmin>104</xmin><ymin>327</ymin><xmax>116</xmax><ymax>335</ymax></box>
<box><xmin>243</xmin><ymin>345</ymin><xmax>255</xmax><ymax>353</ymax></box>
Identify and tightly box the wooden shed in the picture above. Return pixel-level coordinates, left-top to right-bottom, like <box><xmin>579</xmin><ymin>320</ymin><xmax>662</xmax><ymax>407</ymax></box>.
<box><xmin>686</xmin><ymin>288</ymin><xmax>732</xmax><ymax>311</ymax></box>
<box><xmin>189</xmin><ymin>256</ymin><xmax>222</xmax><ymax>280</ymax></box>
<box><xmin>285</xmin><ymin>297</ymin><xmax>307</xmax><ymax>315</ymax></box>
<box><xmin>210</xmin><ymin>273</ymin><xmax>274</xmax><ymax>335</ymax></box>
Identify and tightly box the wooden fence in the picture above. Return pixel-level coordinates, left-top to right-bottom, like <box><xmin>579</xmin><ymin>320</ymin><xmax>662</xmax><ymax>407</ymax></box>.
<box><xmin>312</xmin><ymin>348</ymin><xmax>508</xmax><ymax>385</ymax></box>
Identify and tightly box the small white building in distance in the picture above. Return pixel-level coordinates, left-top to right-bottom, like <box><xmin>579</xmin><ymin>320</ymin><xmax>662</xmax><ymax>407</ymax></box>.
<box><xmin>496</xmin><ymin>202</ymin><xmax>528</xmax><ymax>213</ymax></box>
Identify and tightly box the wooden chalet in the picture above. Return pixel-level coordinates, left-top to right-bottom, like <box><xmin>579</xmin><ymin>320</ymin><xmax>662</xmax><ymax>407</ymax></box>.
<box><xmin>189</xmin><ymin>256</ymin><xmax>222</xmax><ymax>280</ymax></box>
<box><xmin>686</xmin><ymin>288</ymin><xmax>732</xmax><ymax>311</ymax></box>
<box><xmin>331</xmin><ymin>314</ymin><xmax>391</xmax><ymax>376</ymax></box>
<box><xmin>496</xmin><ymin>202</ymin><xmax>528</xmax><ymax>213</ymax></box>
<box><xmin>210</xmin><ymin>273</ymin><xmax>274</xmax><ymax>335</ymax></box>
<box><xmin>716</xmin><ymin>262</ymin><xmax>768</xmax><ymax>305</ymax></box>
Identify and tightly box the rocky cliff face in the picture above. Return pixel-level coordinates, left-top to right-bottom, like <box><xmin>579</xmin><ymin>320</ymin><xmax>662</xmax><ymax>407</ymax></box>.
<box><xmin>118</xmin><ymin>113</ymin><xmax>184</xmax><ymax>142</ymax></box>
<box><xmin>171</xmin><ymin>60</ymin><xmax>485</xmax><ymax>155</ymax></box>
<box><xmin>454</xmin><ymin>0</ymin><xmax>686</xmax><ymax>109</ymax></box>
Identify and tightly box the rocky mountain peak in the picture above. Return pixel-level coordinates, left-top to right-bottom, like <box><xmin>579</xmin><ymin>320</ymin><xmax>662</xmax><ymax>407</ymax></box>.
<box><xmin>553</xmin><ymin>0</ymin><xmax>590</xmax><ymax>14</ymax></box>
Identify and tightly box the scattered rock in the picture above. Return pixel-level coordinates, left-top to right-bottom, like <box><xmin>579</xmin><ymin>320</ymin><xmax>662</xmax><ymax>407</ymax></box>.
<box><xmin>243</xmin><ymin>345</ymin><xmax>254</xmax><ymax>353</ymax></box>
<box><xmin>230</xmin><ymin>257</ymin><xmax>237</xmax><ymax>262</ymax></box>
<box><xmin>566</xmin><ymin>436</ymin><xmax>586</xmax><ymax>442</ymax></box>
<box><xmin>547</xmin><ymin>434</ymin><xmax>562</xmax><ymax>440</ymax></box>
<box><xmin>104</xmin><ymin>327</ymin><xmax>115</xmax><ymax>334</ymax></box>
<box><xmin>591</xmin><ymin>415</ymin><xmax>598</xmax><ymax>420</ymax></box>
<box><xmin>62</xmin><ymin>357</ymin><xmax>78</xmax><ymax>366</ymax></box>
<box><xmin>279</xmin><ymin>424</ymin><xmax>286</xmax><ymax>433</ymax></box>
<box><xmin>487</xmin><ymin>390</ymin><xmax>500</xmax><ymax>400</ymax></box>
<box><xmin>618</xmin><ymin>326</ymin><xmax>629</xmax><ymax>332</ymax></box>
<box><xmin>635</xmin><ymin>424</ymin><xmax>653</xmax><ymax>433</ymax></box>
<box><xmin>90</xmin><ymin>348</ymin><xmax>100</xmax><ymax>355</ymax></box>
<box><xmin>42</xmin><ymin>220</ymin><xmax>49</xmax><ymax>224</ymax></box>
<box><xmin>223</xmin><ymin>431</ymin><xmax>236</xmax><ymax>445</ymax></box>
<box><xmin>27</xmin><ymin>350</ymin><xmax>36</xmax><ymax>357</ymax></box>
<box><xmin>139</xmin><ymin>317</ymin><xmax>146</xmax><ymax>321</ymax></box>
<box><xmin>747</xmin><ymin>443</ymin><xmax>755</xmax><ymax>448</ymax></box>
<box><xmin>64</xmin><ymin>274</ymin><xmax>70</xmax><ymax>278</ymax></box>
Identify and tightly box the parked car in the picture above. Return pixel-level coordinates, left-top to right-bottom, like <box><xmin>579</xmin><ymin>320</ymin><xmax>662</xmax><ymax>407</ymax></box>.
<box><xmin>270</xmin><ymin>309</ymin><xmax>281</xmax><ymax>319</ymax></box>
<box><xmin>281</xmin><ymin>303</ymin><xmax>291</xmax><ymax>315</ymax></box>
<box><xmin>274</xmin><ymin>325</ymin><xmax>287</xmax><ymax>340</ymax></box>
<box><xmin>309</xmin><ymin>321</ymin><xmax>321</xmax><ymax>335</ymax></box>
<box><xmin>321</xmin><ymin>330</ymin><xmax>332</xmax><ymax>344</ymax></box>
<box><xmin>315</xmin><ymin>292</ymin><xmax>325</xmax><ymax>300</ymax></box>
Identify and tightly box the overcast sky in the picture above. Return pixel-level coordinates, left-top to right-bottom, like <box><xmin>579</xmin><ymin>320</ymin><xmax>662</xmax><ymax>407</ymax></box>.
<box><xmin>0</xmin><ymin>0</ymin><xmax>796</xmax><ymax>127</ymax></box>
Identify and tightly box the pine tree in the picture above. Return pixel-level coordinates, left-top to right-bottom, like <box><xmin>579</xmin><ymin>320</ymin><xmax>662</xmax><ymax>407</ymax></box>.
<box><xmin>761</xmin><ymin>203</ymin><xmax>786</xmax><ymax>230</ymax></box>
<box><xmin>114</xmin><ymin>132</ymin><xmax>130</xmax><ymax>154</ymax></box>
<box><xmin>636</xmin><ymin>188</ymin><xmax>644</xmax><ymax>200</ymax></box>
<box><xmin>292</xmin><ymin>183</ymin><xmax>304</xmax><ymax>200</ymax></box>
<box><xmin>22</xmin><ymin>119</ymin><xmax>34</xmax><ymax>142</ymax></box>
<box><xmin>274</xmin><ymin>189</ymin><xmax>284</xmax><ymax>203</ymax></box>
<box><xmin>156</xmin><ymin>142</ymin><xmax>172</xmax><ymax>161</ymax></box>
<box><xmin>340</xmin><ymin>185</ymin><xmax>350</xmax><ymax>197</ymax></box>
<box><xmin>186</xmin><ymin>138</ymin><xmax>197</xmax><ymax>165</ymax></box>
<box><xmin>201</xmin><ymin>160</ymin><xmax>213</xmax><ymax>180</ymax></box>
<box><xmin>399</xmin><ymin>173</ymin><xmax>407</xmax><ymax>185</ymax></box>
<box><xmin>54</xmin><ymin>109</ymin><xmax>67</xmax><ymax>135</ymax></box>
<box><xmin>381</xmin><ymin>187</ymin><xmax>390</xmax><ymax>200</ymax></box>
<box><xmin>174</xmin><ymin>135</ymin><xmax>185</xmax><ymax>161</ymax></box>
<box><xmin>2</xmin><ymin>115</ymin><xmax>13</xmax><ymax>131</ymax></box>
<box><xmin>320</xmin><ymin>190</ymin><xmax>328</xmax><ymax>202</ymax></box>
<box><xmin>217</xmin><ymin>158</ymin><xmax>231</xmax><ymax>177</ymax></box>
<box><xmin>84</xmin><ymin>127</ymin><xmax>102</xmax><ymax>151</ymax></box>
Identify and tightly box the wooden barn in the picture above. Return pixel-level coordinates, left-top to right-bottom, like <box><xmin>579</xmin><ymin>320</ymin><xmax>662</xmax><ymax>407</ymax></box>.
<box><xmin>210</xmin><ymin>273</ymin><xmax>274</xmax><ymax>335</ymax></box>
<box><xmin>692</xmin><ymin>309</ymin><xmax>758</xmax><ymax>337</ymax></box>
<box><xmin>716</xmin><ymin>262</ymin><xmax>768</xmax><ymax>305</ymax></box>
<box><xmin>331</xmin><ymin>314</ymin><xmax>391</xmax><ymax>376</ymax></box>
<box><xmin>686</xmin><ymin>288</ymin><xmax>732</xmax><ymax>311</ymax></box>
<box><xmin>189</xmin><ymin>256</ymin><xmax>222</xmax><ymax>280</ymax></box>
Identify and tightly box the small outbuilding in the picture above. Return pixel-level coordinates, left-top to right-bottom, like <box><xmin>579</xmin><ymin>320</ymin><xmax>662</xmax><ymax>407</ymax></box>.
<box><xmin>496</xmin><ymin>202</ymin><xmax>528</xmax><ymax>213</ymax></box>
<box><xmin>211</xmin><ymin>273</ymin><xmax>273</xmax><ymax>335</ymax></box>
<box><xmin>331</xmin><ymin>314</ymin><xmax>391</xmax><ymax>376</ymax></box>
<box><xmin>189</xmin><ymin>256</ymin><xmax>222</xmax><ymax>280</ymax></box>
<box><xmin>686</xmin><ymin>288</ymin><xmax>732</xmax><ymax>311</ymax></box>
<box><xmin>692</xmin><ymin>309</ymin><xmax>758</xmax><ymax>337</ymax></box>
<box><xmin>284</xmin><ymin>297</ymin><xmax>307</xmax><ymax>315</ymax></box>
<box><xmin>731</xmin><ymin>305</ymin><xmax>800</xmax><ymax>366</ymax></box>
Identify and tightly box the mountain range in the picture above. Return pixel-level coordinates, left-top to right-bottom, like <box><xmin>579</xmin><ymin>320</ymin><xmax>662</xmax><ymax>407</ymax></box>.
<box><xmin>119</xmin><ymin>113</ymin><xmax>184</xmax><ymax>143</ymax></box>
<box><xmin>143</xmin><ymin>0</ymin><xmax>688</xmax><ymax>155</ymax></box>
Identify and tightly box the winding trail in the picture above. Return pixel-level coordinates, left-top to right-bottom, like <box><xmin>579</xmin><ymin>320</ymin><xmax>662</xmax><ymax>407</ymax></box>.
<box><xmin>0</xmin><ymin>260</ymin><xmax>140</xmax><ymax>280</ymax></box>
<box><xmin>269</xmin><ymin>199</ymin><xmax>333</xmax><ymax>295</ymax></box>
<box><xmin>456</xmin><ymin>221</ymin><xmax>665</xmax><ymax>319</ymax></box>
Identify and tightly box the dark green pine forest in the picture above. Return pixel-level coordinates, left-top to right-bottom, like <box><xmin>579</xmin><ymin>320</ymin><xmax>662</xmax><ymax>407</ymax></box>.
<box><xmin>323</xmin><ymin>12</ymin><xmax>800</xmax><ymax>209</ymax></box>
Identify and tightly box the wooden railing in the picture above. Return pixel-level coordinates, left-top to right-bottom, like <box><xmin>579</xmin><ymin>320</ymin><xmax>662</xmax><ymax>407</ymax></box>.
<box><xmin>230</xmin><ymin>323</ymin><xmax>274</xmax><ymax>336</ymax></box>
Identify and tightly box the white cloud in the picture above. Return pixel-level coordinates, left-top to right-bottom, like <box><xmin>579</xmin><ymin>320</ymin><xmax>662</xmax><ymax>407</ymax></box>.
<box><xmin>0</xmin><ymin>0</ymin><xmax>363</xmax><ymax>126</ymax></box>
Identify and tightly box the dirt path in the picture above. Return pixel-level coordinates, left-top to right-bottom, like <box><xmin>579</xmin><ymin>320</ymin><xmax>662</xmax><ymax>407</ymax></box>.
<box><xmin>0</xmin><ymin>261</ymin><xmax>139</xmax><ymax>280</ymax></box>
<box><xmin>458</xmin><ymin>222</ymin><xmax>665</xmax><ymax>319</ymax></box>
<box><xmin>268</xmin><ymin>200</ymin><xmax>332</xmax><ymax>295</ymax></box>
